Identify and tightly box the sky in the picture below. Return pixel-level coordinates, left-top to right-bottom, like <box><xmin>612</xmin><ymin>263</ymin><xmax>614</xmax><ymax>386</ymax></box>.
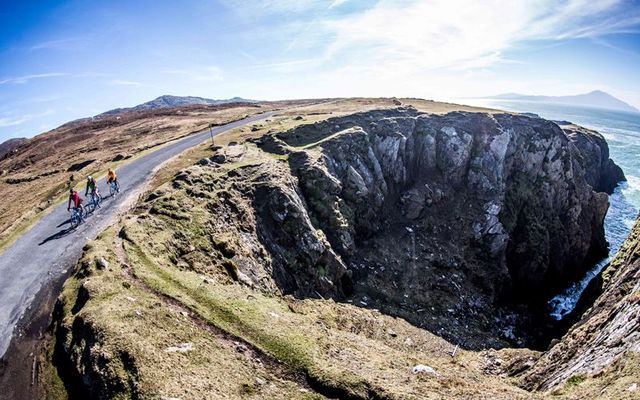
<box><xmin>1</xmin><ymin>0</ymin><xmax>640</xmax><ymax>141</ymax></box>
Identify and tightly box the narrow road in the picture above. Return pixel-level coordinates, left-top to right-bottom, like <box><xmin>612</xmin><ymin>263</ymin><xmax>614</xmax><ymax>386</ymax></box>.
<box><xmin>0</xmin><ymin>112</ymin><xmax>272</xmax><ymax>357</ymax></box>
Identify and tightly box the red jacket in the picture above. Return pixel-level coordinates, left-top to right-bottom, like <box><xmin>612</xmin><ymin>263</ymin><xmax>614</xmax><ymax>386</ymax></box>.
<box><xmin>68</xmin><ymin>192</ymin><xmax>83</xmax><ymax>209</ymax></box>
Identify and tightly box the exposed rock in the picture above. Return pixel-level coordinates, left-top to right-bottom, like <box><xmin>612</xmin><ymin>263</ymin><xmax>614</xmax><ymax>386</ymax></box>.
<box><xmin>521</xmin><ymin>218</ymin><xmax>640</xmax><ymax>391</ymax></box>
<box><xmin>559</xmin><ymin>122</ymin><xmax>626</xmax><ymax>193</ymax></box>
<box><xmin>96</xmin><ymin>257</ymin><xmax>109</xmax><ymax>270</ymax></box>
<box><xmin>130</xmin><ymin>108</ymin><xmax>622</xmax><ymax>349</ymax></box>
<box><xmin>67</xmin><ymin>159</ymin><xmax>96</xmax><ymax>172</ymax></box>
<box><xmin>274</xmin><ymin>110</ymin><xmax>619</xmax><ymax>323</ymax></box>
<box><xmin>164</xmin><ymin>343</ymin><xmax>194</xmax><ymax>353</ymax></box>
<box><xmin>412</xmin><ymin>364</ymin><xmax>436</xmax><ymax>375</ymax></box>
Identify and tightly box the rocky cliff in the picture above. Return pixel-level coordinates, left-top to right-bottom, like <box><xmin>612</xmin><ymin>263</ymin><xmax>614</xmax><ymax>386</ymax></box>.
<box><xmin>559</xmin><ymin>122</ymin><xmax>626</xmax><ymax>194</ymax></box>
<box><xmin>100</xmin><ymin>107</ymin><xmax>620</xmax><ymax>349</ymax></box>
<box><xmin>255</xmin><ymin>108</ymin><xmax>618</xmax><ymax>347</ymax></box>
<box><xmin>521</xmin><ymin>218</ymin><xmax>640</xmax><ymax>393</ymax></box>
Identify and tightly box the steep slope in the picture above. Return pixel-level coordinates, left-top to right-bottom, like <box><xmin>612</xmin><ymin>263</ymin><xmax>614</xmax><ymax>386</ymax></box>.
<box><xmin>0</xmin><ymin>137</ymin><xmax>26</xmax><ymax>160</ymax></box>
<box><xmin>261</xmin><ymin>108</ymin><xmax>619</xmax><ymax>347</ymax></box>
<box><xmin>43</xmin><ymin>107</ymin><xmax>628</xmax><ymax>399</ymax></box>
<box><xmin>521</xmin><ymin>218</ymin><xmax>640</xmax><ymax>395</ymax></box>
<box><xmin>559</xmin><ymin>122</ymin><xmax>626</xmax><ymax>193</ymax></box>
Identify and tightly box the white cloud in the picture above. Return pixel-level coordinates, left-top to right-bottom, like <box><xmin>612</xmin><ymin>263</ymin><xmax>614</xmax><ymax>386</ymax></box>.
<box><xmin>0</xmin><ymin>73</ymin><xmax>69</xmax><ymax>85</ymax></box>
<box><xmin>0</xmin><ymin>110</ymin><xmax>54</xmax><ymax>127</ymax></box>
<box><xmin>29</xmin><ymin>37</ymin><xmax>85</xmax><ymax>51</ymax></box>
<box><xmin>323</xmin><ymin>0</ymin><xmax>639</xmax><ymax>74</ymax></box>
<box><xmin>328</xmin><ymin>0</ymin><xmax>349</xmax><ymax>9</ymax></box>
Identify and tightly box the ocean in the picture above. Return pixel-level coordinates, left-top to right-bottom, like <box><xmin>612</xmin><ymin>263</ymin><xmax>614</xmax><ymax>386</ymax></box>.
<box><xmin>457</xmin><ymin>99</ymin><xmax>640</xmax><ymax>319</ymax></box>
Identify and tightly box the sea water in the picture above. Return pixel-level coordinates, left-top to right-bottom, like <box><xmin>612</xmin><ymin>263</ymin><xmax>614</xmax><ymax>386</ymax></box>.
<box><xmin>457</xmin><ymin>99</ymin><xmax>640</xmax><ymax>319</ymax></box>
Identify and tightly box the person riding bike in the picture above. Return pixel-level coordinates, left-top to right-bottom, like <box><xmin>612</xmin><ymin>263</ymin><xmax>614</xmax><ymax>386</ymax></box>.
<box><xmin>85</xmin><ymin>175</ymin><xmax>99</xmax><ymax>197</ymax></box>
<box><xmin>107</xmin><ymin>168</ymin><xmax>119</xmax><ymax>190</ymax></box>
<box><xmin>67</xmin><ymin>188</ymin><xmax>85</xmax><ymax>214</ymax></box>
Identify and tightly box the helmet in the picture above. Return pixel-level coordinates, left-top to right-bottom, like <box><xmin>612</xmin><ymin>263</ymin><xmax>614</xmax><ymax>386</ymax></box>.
<box><xmin>87</xmin><ymin>176</ymin><xmax>93</xmax><ymax>180</ymax></box>
<box><xmin>70</xmin><ymin>188</ymin><xmax>74</xmax><ymax>193</ymax></box>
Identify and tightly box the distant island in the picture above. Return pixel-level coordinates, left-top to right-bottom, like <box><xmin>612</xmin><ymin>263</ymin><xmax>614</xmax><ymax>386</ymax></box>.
<box><xmin>485</xmin><ymin>90</ymin><xmax>638</xmax><ymax>113</ymax></box>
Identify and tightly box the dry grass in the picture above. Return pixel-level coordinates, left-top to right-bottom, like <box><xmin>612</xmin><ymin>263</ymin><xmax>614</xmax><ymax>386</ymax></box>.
<box><xmin>50</xmin><ymin>217</ymin><xmax>533</xmax><ymax>399</ymax></box>
<box><xmin>0</xmin><ymin>101</ymin><xmax>320</xmax><ymax>253</ymax></box>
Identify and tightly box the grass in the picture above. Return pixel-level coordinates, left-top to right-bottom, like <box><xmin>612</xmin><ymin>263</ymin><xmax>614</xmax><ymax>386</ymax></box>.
<box><xmin>0</xmin><ymin>105</ymin><xmax>281</xmax><ymax>255</ymax></box>
<box><xmin>38</xmin><ymin>337</ymin><xmax>69</xmax><ymax>400</ymax></box>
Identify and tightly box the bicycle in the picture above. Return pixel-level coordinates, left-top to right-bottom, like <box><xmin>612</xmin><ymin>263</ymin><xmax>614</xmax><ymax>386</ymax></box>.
<box><xmin>109</xmin><ymin>180</ymin><xmax>120</xmax><ymax>197</ymax></box>
<box><xmin>69</xmin><ymin>207</ymin><xmax>85</xmax><ymax>229</ymax></box>
<box><xmin>85</xmin><ymin>191</ymin><xmax>102</xmax><ymax>213</ymax></box>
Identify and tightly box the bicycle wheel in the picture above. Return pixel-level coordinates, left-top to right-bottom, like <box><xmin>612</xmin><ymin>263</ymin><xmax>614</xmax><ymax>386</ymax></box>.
<box><xmin>70</xmin><ymin>212</ymin><xmax>79</xmax><ymax>229</ymax></box>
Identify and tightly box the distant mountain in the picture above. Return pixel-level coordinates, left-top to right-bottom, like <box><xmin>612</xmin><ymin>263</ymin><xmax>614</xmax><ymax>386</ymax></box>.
<box><xmin>0</xmin><ymin>137</ymin><xmax>27</xmax><ymax>160</ymax></box>
<box><xmin>97</xmin><ymin>95</ymin><xmax>257</xmax><ymax>117</ymax></box>
<box><xmin>486</xmin><ymin>90</ymin><xmax>638</xmax><ymax>113</ymax></box>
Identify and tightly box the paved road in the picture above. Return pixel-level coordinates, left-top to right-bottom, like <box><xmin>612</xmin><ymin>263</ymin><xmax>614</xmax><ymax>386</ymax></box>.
<box><xmin>0</xmin><ymin>112</ymin><xmax>272</xmax><ymax>357</ymax></box>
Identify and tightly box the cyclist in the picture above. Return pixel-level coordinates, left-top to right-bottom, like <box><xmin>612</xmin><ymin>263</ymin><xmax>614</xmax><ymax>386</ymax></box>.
<box><xmin>67</xmin><ymin>188</ymin><xmax>85</xmax><ymax>214</ymax></box>
<box><xmin>107</xmin><ymin>168</ymin><xmax>119</xmax><ymax>191</ymax></box>
<box><xmin>85</xmin><ymin>176</ymin><xmax>99</xmax><ymax>198</ymax></box>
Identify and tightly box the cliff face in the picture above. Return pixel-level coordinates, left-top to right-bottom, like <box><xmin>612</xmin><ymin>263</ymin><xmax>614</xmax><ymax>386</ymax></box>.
<box><xmin>559</xmin><ymin>123</ymin><xmax>626</xmax><ymax>194</ymax></box>
<box><xmin>521</xmin><ymin>219</ymin><xmax>640</xmax><ymax>391</ymax></box>
<box><xmin>273</xmin><ymin>110</ymin><xmax>611</xmax><ymax>308</ymax></box>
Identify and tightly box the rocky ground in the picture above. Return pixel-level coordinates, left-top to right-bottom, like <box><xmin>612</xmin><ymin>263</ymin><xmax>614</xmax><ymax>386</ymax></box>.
<box><xmin>4</xmin><ymin>100</ymin><xmax>637</xmax><ymax>399</ymax></box>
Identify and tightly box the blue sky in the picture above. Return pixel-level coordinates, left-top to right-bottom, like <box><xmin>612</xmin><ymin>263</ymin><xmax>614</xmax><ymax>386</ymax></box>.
<box><xmin>1</xmin><ymin>0</ymin><xmax>640</xmax><ymax>141</ymax></box>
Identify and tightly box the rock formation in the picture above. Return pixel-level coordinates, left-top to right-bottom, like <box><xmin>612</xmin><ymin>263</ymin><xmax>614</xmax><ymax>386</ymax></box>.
<box><xmin>521</xmin><ymin>218</ymin><xmax>640</xmax><ymax>391</ymax></box>
<box><xmin>254</xmin><ymin>108</ymin><xmax>620</xmax><ymax>347</ymax></box>
<box><xmin>0</xmin><ymin>137</ymin><xmax>26</xmax><ymax>161</ymax></box>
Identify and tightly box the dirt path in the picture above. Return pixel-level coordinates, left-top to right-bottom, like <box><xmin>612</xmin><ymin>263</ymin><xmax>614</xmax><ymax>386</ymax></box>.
<box><xmin>0</xmin><ymin>111</ymin><xmax>273</xmax><ymax>362</ymax></box>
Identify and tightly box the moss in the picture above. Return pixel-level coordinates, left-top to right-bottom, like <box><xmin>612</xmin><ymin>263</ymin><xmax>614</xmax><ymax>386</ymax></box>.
<box><xmin>39</xmin><ymin>336</ymin><xmax>69</xmax><ymax>400</ymax></box>
<box><xmin>565</xmin><ymin>374</ymin><xmax>586</xmax><ymax>388</ymax></box>
<box><xmin>213</xmin><ymin>236</ymin><xmax>237</xmax><ymax>258</ymax></box>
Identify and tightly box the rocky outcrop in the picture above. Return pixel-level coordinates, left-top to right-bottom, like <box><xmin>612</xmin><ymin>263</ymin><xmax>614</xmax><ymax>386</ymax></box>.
<box><xmin>521</xmin><ymin>218</ymin><xmax>640</xmax><ymax>391</ymax></box>
<box><xmin>41</xmin><ymin>106</ymin><xmax>631</xmax><ymax>399</ymax></box>
<box><xmin>272</xmin><ymin>109</ymin><xmax>616</xmax><ymax>305</ymax></box>
<box><xmin>238</xmin><ymin>108</ymin><xmax>622</xmax><ymax>348</ymax></box>
<box><xmin>559</xmin><ymin>123</ymin><xmax>626</xmax><ymax>194</ymax></box>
